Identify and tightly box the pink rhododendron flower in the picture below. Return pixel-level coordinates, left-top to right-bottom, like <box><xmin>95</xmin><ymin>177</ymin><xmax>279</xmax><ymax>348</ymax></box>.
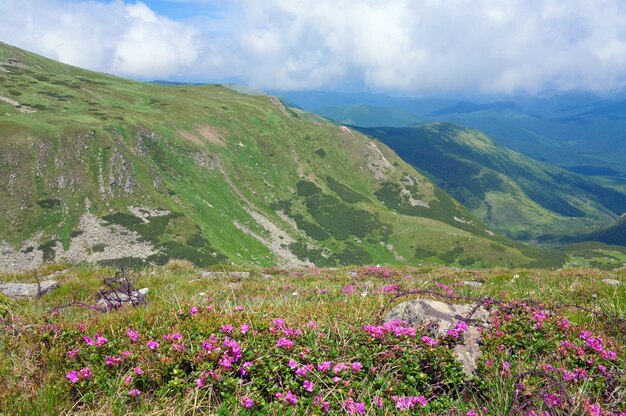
<box><xmin>318</xmin><ymin>361</ymin><xmax>332</xmax><ymax>372</ymax></box>
<box><xmin>126</xmin><ymin>328</ymin><xmax>139</xmax><ymax>342</ymax></box>
<box><xmin>276</xmin><ymin>391</ymin><xmax>297</xmax><ymax>405</ymax></box>
<box><xmin>351</xmin><ymin>362</ymin><xmax>363</xmax><ymax>372</ymax></box>
<box><xmin>392</xmin><ymin>395</ymin><xmax>427</xmax><ymax>410</ymax></box>
<box><xmin>241</xmin><ymin>396</ymin><xmax>254</xmax><ymax>408</ymax></box>
<box><xmin>67</xmin><ymin>347</ymin><xmax>80</xmax><ymax>359</ymax></box>
<box><xmin>105</xmin><ymin>355</ymin><xmax>121</xmax><ymax>367</ymax></box>
<box><xmin>314</xmin><ymin>395</ymin><xmax>331</xmax><ymax>413</ymax></box>
<box><xmin>66</xmin><ymin>371</ymin><xmax>80</xmax><ymax>383</ymax></box>
<box><xmin>79</xmin><ymin>367</ymin><xmax>92</xmax><ymax>379</ymax></box>
<box><xmin>344</xmin><ymin>398</ymin><xmax>366</xmax><ymax>414</ymax></box>
<box><xmin>276</xmin><ymin>337</ymin><xmax>294</xmax><ymax>348</ymax></box>
<box><xmin>422</xmin><ymin>336</ymin><xmax>438</xmax><ymax>347</ymax></box>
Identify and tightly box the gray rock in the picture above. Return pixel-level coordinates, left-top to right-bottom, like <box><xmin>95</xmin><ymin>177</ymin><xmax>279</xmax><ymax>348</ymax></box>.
<box><xmin>0</xmin><ymin>280</ymin><xmax>59</xmax><ymax>298</ymax></box>
<box><xmin>201</xmin><ymin>271</ymin><xmax>250</xmax><ymax>279</ymax></box>
<box><xmin>602</xmin><ymin>279</ymin><xmax>621</xmax><ymax>286</ymax></box>
<box><xmin>385</xmin><ymin>299</ymin><xmax>489</xmax><ymax>376</ymax></box>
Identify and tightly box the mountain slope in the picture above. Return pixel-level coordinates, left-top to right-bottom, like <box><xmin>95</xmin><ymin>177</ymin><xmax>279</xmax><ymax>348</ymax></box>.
<box><xmin>0</xmin><ymin>42</ymin><xmax>545</xmax><ymax>272</ymax></box>
<box><xmin>355</xmin><ymin>123</ymin><xmax>626</xmax><ymax>240</ymax></box>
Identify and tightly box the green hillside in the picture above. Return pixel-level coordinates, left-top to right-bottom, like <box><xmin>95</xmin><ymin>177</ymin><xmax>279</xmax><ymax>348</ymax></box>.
<box><xmin>355</xmin><ymin>123</ymin><xmax>626</xmax><ymax>240</ymax></box>
<box><xmin>0</xmin><ymin>42</ymin><xmax>547</xmax><ymax>271</ymax></box>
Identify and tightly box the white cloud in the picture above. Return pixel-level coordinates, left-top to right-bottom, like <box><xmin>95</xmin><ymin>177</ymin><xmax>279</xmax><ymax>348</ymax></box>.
<box><xmin>1</xmin><ymin>0</ymin><xmax>626</xmax><ymax>94</ymax></box>
<box><xmin>0</xmin><ymin>0</ymin><xmax>201</xmax><ymax>79</ymax></box>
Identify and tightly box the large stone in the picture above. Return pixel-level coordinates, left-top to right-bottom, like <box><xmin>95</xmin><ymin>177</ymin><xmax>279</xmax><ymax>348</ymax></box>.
<box><xmin>0</xmin><ymin>280</ymin><xmax>59</xmax><ymax>298</ymax></box>
<box><xmin>385</xmin><ymin>299</ymin><xmax>489</xmax><ymax>376</ymax></box>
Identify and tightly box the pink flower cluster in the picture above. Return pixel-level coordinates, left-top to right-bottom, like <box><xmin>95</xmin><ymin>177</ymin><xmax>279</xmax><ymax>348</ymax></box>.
<box><xmin>392</xmin><ymin>395</ymin><xmax>428</xmax><ymax>410</ymax></box>
<box><xmin>363</xmin><ymin>320</ymin><xmax>416</xmax><ymax>338</ymax></box>
<box><xmin>66</xmin><ymin>367</ymin><xmax>92</xmax><ymax>383</ymax></box>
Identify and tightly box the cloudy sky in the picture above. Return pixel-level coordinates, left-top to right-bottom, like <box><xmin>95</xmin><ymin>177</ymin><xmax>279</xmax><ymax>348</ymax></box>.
<box><xmin>2</xmin><ymin>0</ymin><xmax>626</xmax><ymax>96</ymax></box>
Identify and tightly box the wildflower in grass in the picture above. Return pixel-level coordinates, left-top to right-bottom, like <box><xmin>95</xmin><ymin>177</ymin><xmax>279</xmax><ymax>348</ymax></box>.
<box><xmin>79</xmin><ymin>367</ymin><xmax>92</xmax><ymax>380</ymax></box>
<box><xmin>303</xmin><ymin>380</ymin><xmax>314</xmax><ymax>392</ymax></box>
<box><xmin>124</xmin><ymin>376</ymin><xmax>133</xmax><ymax>385</ymax></box>
<box><xmin>240</xmin><ymin>361</ymin><xmax>253</xmax><ymax>376</ymax></box>
<box><xmin>306</xmin><ymin>320</ymin><xmax>319</xmax><ymax>330</ymax></box>
<box><xmin>147</xmin><ymin>340</ymin><xmax>159</xmax><ymax>350</ymax></box>
<box><xmin>333</xmin><ymin>363</ymin><xmax>349</xmax><ymax>374</ymax></box>
<box><xmin>128</xmin><ymin>388</ymin><xmax>140</xmax><ymax>397</ymax></box>
<box><xmin>206</xmin><ymin>305</ymin><xmax>214</xmax><ymax>312</ymax></box>
<box><xmin>351</xmin><ymin>362</ymin><xmax>363</xmax><ymax>373</ymax></box>
<box><xmin>580</xmin><ymin>330</ymin><xmax>592</xmax><ymax>340</ymax></box>
<box><xmin>436</xmin><ymin>283</ymin><xmax>454</xmax><ymax>295</ymax></box>
<box><xmin>235</xmin><ymin>305</ymin><xmax>244</xmax><ymax>311</ymax></box>
<box><xmin>392</xmin><ymin>395</ymin><xmax>427</xmax><ymax>410</ymax></box>
<box><xmin>220</xmin><ymin>324</ymin><xmax>233</xmax><ymax>334</ymax></box>
<box><xmin>134</xmin><ymin>367</ymin><xmax>142</xmax><ymax>375</ymax></box>
<box><xmin>333</xmin><ymin>376</ymin><xmax>341</xmax><ymax>383</ymax></box>
<box><xmin>318</xmin><ymin>361</ymin><xmax>332</xmax><ymax>372</ymax></box>
<box><xmin>602</xmin><ymin>350</ymin><xmax>617</xmax><ymax>360</ymax></box>
<box><xmin>126</xmin><ymin>328</ymin><xmax>139</xmax><ymax>342</ymax></box>
<box><xmin>557</xmin><ymin>318</ymin><xmax>571</xmax><ymax>330</ymax></box>
<box><xmin>84</xmin><ymin>336</ymin><xmax>95</xmax><ymax>346</ymax></box>
<box><xmin>466</xmin><ymin>411</ymin><xmax>479</xmax><ymax>416</ymax></box>
<box><xmin>173</xmin><ymin>342</ymin><xmax>185</xmax><ymax>352</ymax></box>
<box><xmin>105</xmin><ymin>355</ymin><xmax>121</xmax><ymax>367</ymax></box>
<box><xmin>195</xmin><ymin>373</ymin><xmax>207</xmax><ymax>388</ymax></box>
<box><xmin>120</xmin><ymin>350</ymin><xmax>131</xmax><ymax>359</ymax></box>
<box><xmin>276</xmin><ymin>337</ymin><xmax>294</xmax><ymax>349</ymax></box>
<box><xmin>344</xmin><ymin>398</ymin><xmax>366</xmax><ymax>414</ymax></box>
<box><xmin>66</xmin><ymin>370</ymin><xmax>80</xmax><ymax>383</ymax></box>
<box><xmin>288</xmin><ymin>359</ymin><xmax>298</xmax><ymax>369</ymax></box>
<box><xmin>373</xmin><ymin>396</ymin><xmax>383</xmax><ymax>408</ymax></box>
<box><xmin>276</xmin><ymin>391</ymin><xmax>297</xmax><ymax>405</ymax></box>
<box><xmin>543</xmin><ymin>393</ymin><xmax>563</xmax><ymax>407</ymax></box>
<box><xmin>342</xmin><ymin>285</ymin><xmax>357</xmax><ymax>294</ymax></box>
<box><xmin>314</xmin><ymin>396</ymin><xmax>330</xmax><ymax>413</ymax></box>
<box><xmin>67</xmin><ymin>347</ymin><xmax>80</xmax><ymax>359</ymax></box>
<box><xmin>296</xmin><ymin>365</ymin><xmax>313</xmax><ymax>377</ymax></box>
<box><xmin>75</xmin><ymin>323</ymin><xmax>86</xmax><ymax>332</ymax></box>
<box><xmin>189</xmin><ymin>306</ymin><xmax>199</xmax><ymax>315</ymax></box>
<box><xmin>501</xmin><ymin>361</ymin><xmax>511</xmax><ymax>377</ymax></box>
<box><xmin>223</xmin><ymin>337</ymin><xmax>242</xmax><ymax>361</ymax></box>
<box><xmin>422</xmin><ymin>336</ymin><xmax>438</xmax><ymax>347</ymax></box>
<box><xmin>240</xmin><ymin>323</ymin><xmax>250</xmax><ymax>334</ymax></box>
<box><xmin>241</xmin><ymin>396</ymin><xmax>254</xmax><ymax>408</ymax></box>
<box><xmin>271</xmin><ymin>319</ymin><xmax>285</xmax><ymax>328</ymax></box>
<box><xmin>163</xmin><ymin>332</ymin><xmax>183</xmax><ymax>342</ymax></box>
<box><xmin>95</xmin><ymin>335</ymin><xmax>108</xmax><ymax>347</ymax></box>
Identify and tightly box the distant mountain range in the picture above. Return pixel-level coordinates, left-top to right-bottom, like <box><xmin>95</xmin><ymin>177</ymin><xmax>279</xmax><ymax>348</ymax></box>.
<box><xmin>276</xmin><ymin>90</ymin><xmax>626</xmax><ymax>177</ymax></box>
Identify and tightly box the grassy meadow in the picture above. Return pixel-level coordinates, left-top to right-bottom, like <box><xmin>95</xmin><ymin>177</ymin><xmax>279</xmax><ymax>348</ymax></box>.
<box><xmin>1</xmin><ymin>263</ymin><xmax>624</xmax><ymax>415</ymax></box>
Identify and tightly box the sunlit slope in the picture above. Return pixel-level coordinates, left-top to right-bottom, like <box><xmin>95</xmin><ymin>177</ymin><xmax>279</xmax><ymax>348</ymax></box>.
<box><xmin>0</xmin><ymin>42</ymin><xmax>544</xmax><ymax>270</ymax></box>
